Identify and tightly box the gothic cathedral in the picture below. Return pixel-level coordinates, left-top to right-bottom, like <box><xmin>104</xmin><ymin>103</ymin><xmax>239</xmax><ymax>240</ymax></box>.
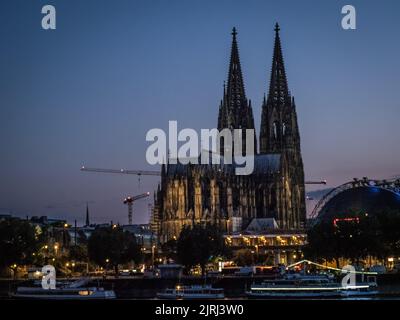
<box><xmin>154</xmin><ymin>24</ymin><xmax>306</xmax><ymax>243</ymax></box>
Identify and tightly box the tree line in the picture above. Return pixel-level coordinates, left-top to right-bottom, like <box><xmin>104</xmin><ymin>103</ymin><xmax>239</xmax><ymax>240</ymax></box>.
<box><xmin>304</xmin><ymin>208</ymin><xmax>400</xmax><ymax>267</ymax></box>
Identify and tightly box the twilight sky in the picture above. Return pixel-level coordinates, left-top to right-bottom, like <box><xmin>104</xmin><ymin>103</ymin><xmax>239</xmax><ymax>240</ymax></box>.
<box><xmin>1</xmin><ymin>0</ymin><xmax>399</xmax><ymax>225</ymax></box>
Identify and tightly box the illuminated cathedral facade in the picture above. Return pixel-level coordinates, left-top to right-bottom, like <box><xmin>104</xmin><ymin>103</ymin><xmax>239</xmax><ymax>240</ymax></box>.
<box><xmin>153</xmin><ymin>24</ymin><xmax>306</xmax><ymax>243</ymax></box>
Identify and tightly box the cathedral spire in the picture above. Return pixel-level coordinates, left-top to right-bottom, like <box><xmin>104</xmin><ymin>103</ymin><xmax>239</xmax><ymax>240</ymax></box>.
<box><xmin>218</xmin><ymin>28</ymin><xmax>256</xmax><ymax>154</ymax></box>
<box><xmin>260</xmin><ymin>23</ymin><xmax>293</xmax><ymax>154</ymax></box>
<box><xmin>218</xmin><ymin>27</ymin><xmax>248</xmax><ymax>130</ymax></box>
<box><xmin>226</xmin><ymin>27</ymin><xmax>247</xmax><ymax>119</ymax></box>
<box><xmin>268</xmin><ymin>23</ymin><xmax>290</xmax><ymax>105</ymax></box>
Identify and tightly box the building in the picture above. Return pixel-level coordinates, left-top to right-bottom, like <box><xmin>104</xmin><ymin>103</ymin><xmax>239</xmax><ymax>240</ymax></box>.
<box><xmin>224</xmin><ymin>218</ymin><xmax>307</xmax><ymax>265</ymax></box>
<box><xmin>122</xmin><ymin>224</ymin><xmax>156</xmax><ymax>252</ymax></box>
<box><xmin>154</xmin><ymin>24</ymin><xmax>306</xmax><ymax>245</ymax></box>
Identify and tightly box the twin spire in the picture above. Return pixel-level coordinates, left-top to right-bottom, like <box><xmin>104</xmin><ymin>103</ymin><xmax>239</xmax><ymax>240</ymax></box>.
<box><xmin>218</xmin><ymin>27</ymin><xmax>251</xmax><ymax>132</ymax></box>
<box><xmin>217</xmin><ymin>27</ymin><xmax>256</xmax><ymax>155</ymax></box>
<box><xmin>267</xmin><ymin>22</ymin><xmax>290</xmax><ymax>107</ymax></box>
<box><xmin>226</xmin><ymin>27</ymin><xmax>247</xmax><ymax>114</ymax></box>
<box><xmin>218</xmin><ymin>23</ymin><xmax>295</xmax><ymax>155</ymax></box>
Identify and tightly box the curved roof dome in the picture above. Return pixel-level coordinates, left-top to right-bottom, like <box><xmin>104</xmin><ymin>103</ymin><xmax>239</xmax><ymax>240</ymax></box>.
<box><xmin>318</xmin><ymin>186</ymin><xmax>400</xmax><ymax>221</ymax></box>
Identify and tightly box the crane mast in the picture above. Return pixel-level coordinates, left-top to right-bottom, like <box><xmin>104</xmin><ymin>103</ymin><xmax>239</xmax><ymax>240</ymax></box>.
<box><xmin>123</xmin><ymin>192</ymin><xmax>150</xmax><ymax>225</ymax></box>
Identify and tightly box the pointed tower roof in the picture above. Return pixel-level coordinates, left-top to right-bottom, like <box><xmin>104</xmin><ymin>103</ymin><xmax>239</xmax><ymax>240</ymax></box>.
<box><xmin>85</xmin><ymin>203</ymin><xmax>90</xmax><ymax>226</ymax></box>
<box><xmin>217</xmin><ymin>27</ymin><xmax>256</xmax><ymax>154</ymax></box>
<box><xmin>267</xmin><ymin>23</ymin><xmax>290</xmax><ymax>106</ymax></box>
<box><xmin>218</xmin><ymin>27</ymin><xmax>255</xmax><ymax>130</ymax></box>
<box><xmin>226</xmin><ymin>27</ymin><xmax>247</xmax><ymax>113</ymax></box>
<box><xmin>260</xmin><ymin>23</ymin><xmax>295</xmax><ymax>154</ymax></box>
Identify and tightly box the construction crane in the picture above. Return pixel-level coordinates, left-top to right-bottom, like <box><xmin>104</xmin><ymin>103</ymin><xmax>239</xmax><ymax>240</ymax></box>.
<box><xmin>81</xmin><ymin>166</ymin><xmax>327</xmax><ymax>185</ymax></box>
<box><xmin>124</xmin><ymin>192</ymin><xmax>150</xmax><ymax>225</ymax></box>
<box><xmin>81</xmin><ymin>166</ymin><xmax>159</xmax><ymax>176</ymax></box>
<box><xmin>304</xmin><ymin>180</ymin><xmax>327</xmax><ymax>185</ymax></box>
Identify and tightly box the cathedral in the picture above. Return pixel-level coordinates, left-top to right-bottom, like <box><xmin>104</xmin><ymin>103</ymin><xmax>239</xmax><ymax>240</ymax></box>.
<box><xmin>153</xmin><ymin>24</ymin><xmax>306</xmax><ymax>244</ymax></box>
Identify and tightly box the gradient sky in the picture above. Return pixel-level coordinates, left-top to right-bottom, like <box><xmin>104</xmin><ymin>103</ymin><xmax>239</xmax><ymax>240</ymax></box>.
<box><xmin>1</xmin><ymin>0</ymin><xmax>399</xmax><ymax>225</ymax></box>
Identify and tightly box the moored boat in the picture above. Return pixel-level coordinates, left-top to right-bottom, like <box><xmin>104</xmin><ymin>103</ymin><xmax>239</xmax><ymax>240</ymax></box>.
<box><xmin>11</xmin><ymin>278</ymin><xmax>116</xmax><ymax>300</ymax></box>
<box><xmin>339</xmin><ymin>275</ymin><xmax>379</xmax><ymax>298</ymax></box>
<box><xmin>157</xmin><ymin>284</ymin><xmax>225</xmax><ymax>300</ymax></box>
<box><xmin>246</xmin><ymin>273</ymin><xmax>379</xmax><ymax>299</ymax></box>
<box><xmin>246</xmin><ymin>274</ymin><xmax>343</xmax><ymax>299</ymax></box>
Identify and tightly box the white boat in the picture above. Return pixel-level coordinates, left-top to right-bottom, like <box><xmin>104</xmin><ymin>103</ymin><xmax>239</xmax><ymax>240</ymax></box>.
<box><xmin>11</xmin><ymin>278</ymin><xmax>116</xmax><ymax>300</ymax></box>
<box><xmin>246</xmin><ymin>274</ymin><xmax>379</xmax><ymax>299</ymax></box>
<box><xmin>157</xmin><ymin>284</ymin><xmax>225</xmax><ymax>300</ymax></box>
<box><xmin>247</xmin><ymin>274</ymin><xmax>343</xmax><ymax>299</ymax></box>
<box><xmin>340</xmin><ymin>276</ymin><xmax>379</xmax><ymax>298</ymax></box>
<box><xmin>340</xmin><ymin>287</ymin><xmax>379</xmax><ymax>298</ymax></box>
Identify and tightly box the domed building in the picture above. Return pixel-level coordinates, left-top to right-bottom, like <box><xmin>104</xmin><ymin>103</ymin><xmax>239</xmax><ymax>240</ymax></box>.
<box><xmin>312</xmin><ymin>180</ymin><xmax>400</xmax><ymax>224</ymax></box>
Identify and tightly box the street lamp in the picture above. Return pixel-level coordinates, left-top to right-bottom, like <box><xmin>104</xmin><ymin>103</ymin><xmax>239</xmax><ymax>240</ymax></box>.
<box><xmin>151</xmin><ymin>245</ymin><xmax>156</xmax><ymax>269</ymax></box>
<box><xmin>54</xmin><ymin>244</ymin><xmax>59</xmax><ymax>256</ymax></box>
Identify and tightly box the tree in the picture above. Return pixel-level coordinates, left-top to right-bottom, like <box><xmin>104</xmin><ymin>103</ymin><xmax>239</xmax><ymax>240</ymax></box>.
<box><xmin>304</xmin><ymin>220</ymin><xmax>341</xmax><ymax>267</ymax></box>
<box><xmin>233</xmin><ymin>249</ymin><xmax>254</xmax><ymax>266</ymax></box>
<box><xmin>304</xmin><ymin>209</ymin><xmax>385</xmax><ymax>267</ymax></box>
<box><xmin>69</xmin><ymin>245</ymin><xmax>88</xmax><ymax>262</ymax></box>
<box><xmin>0</xmin><ymin>219</ymin><xmax>41</xmax><ymax>276</ymax></box>
<box><xmin>176</xmin><ymin>223</ymin><xmax>227</xmax><ymax>275</ymax></box>
<box><xmin>88</xmin><ymin>226</ymin><xmax>141</xmax><ymax>274</ymax></box>
<box><xmin>375</xmin><ymin>208</ymin><xmax>400</xmax><ymax>262</ymax></box>
<box><xmin>161</xmin><ymin>238</ymin><xmax>177</xmax><ymax>263</ymax></box>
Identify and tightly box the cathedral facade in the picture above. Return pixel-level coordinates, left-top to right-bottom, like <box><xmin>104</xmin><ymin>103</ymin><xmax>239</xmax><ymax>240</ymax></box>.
<box><xmin>154</xmin><ymin>24</ymin><xmax>306</xmax><ymax>243</ymax></box>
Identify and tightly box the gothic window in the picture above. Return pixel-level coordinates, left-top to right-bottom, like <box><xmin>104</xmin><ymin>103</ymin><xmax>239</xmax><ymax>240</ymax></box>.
<box><xmin>202</xmin><ymin>178</ymin><xmax>211</xmax><ymax>210</ymax></box>
<box><xmin>218</xmin><ymin>181</ymin><xmax>227</xmax><ymax>217</ymax></box>
<box><xmin>273</xmin><ymin>122</ymin><xmax>278</xmax><ymax>139</ymax></box>
<box><xmin>269</xmin><ymin>187</ymin><xmax>277</xmax><ymax>213</ymax></box>
<box><xmin>282</xmin><ymin>122</ymin><xmax>286</xmax><ymax>136</ymax></box>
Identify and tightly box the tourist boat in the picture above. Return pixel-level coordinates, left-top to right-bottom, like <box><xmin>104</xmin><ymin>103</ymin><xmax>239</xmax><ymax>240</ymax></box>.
<box><xmin>11</xmin><ymin>278</ymin><xmax>116</xmax><ymax>300</ymax></box>
<box><xmin>339</xmin><ymin>275</ymin><xmax>379</xmax><ymax>298</ymax></box>
<box><xmin>246</xmin><ymin>274</ymin><xmax>343</xmax><ymax>299</ymax></box>
<box><xmin>246</xmin><ymin>274</ymin><xmax>379</xmax><ymax>299</ymax></box>
<box><xmin>156</xmin><ymin>284</ymin><xmax>225</xmax><ymax>299</ymax></box>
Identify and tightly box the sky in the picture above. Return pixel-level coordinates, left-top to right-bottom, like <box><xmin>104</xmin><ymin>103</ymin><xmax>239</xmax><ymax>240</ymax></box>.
<box><xmin>1</xmin><ymin>0</ymin><xmax>399</xmax><ymax>225</ymax></box>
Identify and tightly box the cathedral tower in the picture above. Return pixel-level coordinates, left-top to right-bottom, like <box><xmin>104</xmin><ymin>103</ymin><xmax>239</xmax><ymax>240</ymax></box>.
<box><xmin>259</xmin><ymin>23</ymin><xmax>306</xmax><ymax>227</ymax></box>
<box><xmin>218</xmin><ymin>27</ymin><xmax>257</xmax><ymax>155</ymax></box>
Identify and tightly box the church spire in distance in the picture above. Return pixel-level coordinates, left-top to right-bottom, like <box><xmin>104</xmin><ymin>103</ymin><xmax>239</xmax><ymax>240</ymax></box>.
<box><xmin>85</xmin><ymin>203</ymin><xmax>90</xmax><ymax>226</ymax></box>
